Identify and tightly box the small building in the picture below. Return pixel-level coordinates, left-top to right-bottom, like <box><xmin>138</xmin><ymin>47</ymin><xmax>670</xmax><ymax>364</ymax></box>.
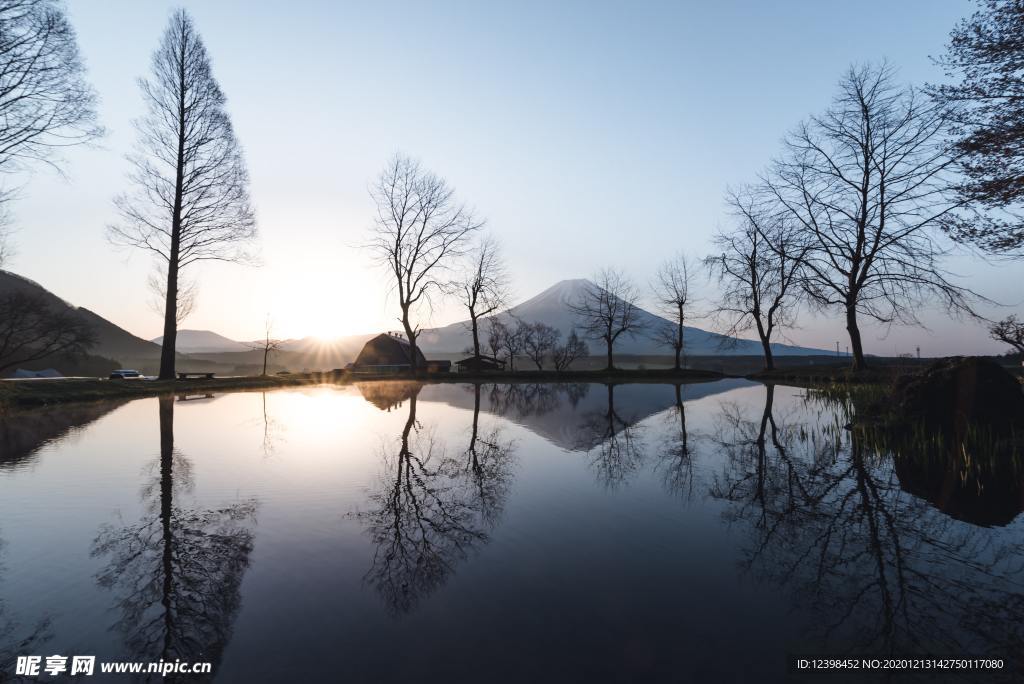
<box><xmin>425</xmin><ymin>359</ymin><xmax>452</xmax><ymax>374</ymax></box>
<box><xmin>455</xmin><ymin>355</ymin><xmax>506</xmax><ymax>373</ymax></box>
<box><xmin>352</xmin><ymin>333</ymin><xmax>428</xmax><ymax>374</ymax></box>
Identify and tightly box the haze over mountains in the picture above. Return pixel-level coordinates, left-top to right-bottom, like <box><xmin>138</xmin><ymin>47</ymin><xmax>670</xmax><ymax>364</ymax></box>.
<box><xmin>154</xmin><ymin>279</ymin><xmax>826</xmax><ymax>358</ymax></box>
<box><xmin>152</xmin><ymin>329</ymin><xmax>251</xmax><ymax>354</ymax></box>
<box><xmin>2</xmin><ymin>272</ymin><xmax>828</xmax><ymax>376</ymax></box>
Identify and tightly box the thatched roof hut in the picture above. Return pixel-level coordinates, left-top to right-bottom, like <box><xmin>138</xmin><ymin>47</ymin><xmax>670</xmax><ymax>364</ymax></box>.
<box><xmin>353</xmin><ymin>333</ymin><xmax>427</xmax><ymax>372</ymax></box>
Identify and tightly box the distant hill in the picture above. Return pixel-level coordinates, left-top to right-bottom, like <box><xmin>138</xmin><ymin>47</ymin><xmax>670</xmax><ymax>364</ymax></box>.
<box><xmin>0</xmin><ymin>270</ymin><xmax>161</xmax><ymax>372</ymax></box>
<box><xmin>417</xmin><ymin>278</ymin><xmax>826</xmax><ymax>356</ymax></box>
<box><xmin>152</xmin><ymin>329</ymin><xmax>251</xmax><ymax>354</ymax></box>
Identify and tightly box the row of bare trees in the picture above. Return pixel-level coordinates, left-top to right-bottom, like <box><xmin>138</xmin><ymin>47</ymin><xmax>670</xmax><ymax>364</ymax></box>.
<box><xmin>705</xmin><ymin>63</ymin><xmax>996</xmax><ymax>371</ymax></box>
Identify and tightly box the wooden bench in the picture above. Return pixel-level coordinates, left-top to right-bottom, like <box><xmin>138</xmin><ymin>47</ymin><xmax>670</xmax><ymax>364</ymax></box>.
<box><xmin>177</xmin><ymin>372</ymin><xmax>215</xmax><ymax>380</ymax></box>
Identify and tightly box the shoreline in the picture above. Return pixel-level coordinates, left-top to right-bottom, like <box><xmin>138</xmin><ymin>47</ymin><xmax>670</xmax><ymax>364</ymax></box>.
<box><xmin>0</xmin><ymin>364</ymin><xmax>920</xmax><ymax>411</ymax></box>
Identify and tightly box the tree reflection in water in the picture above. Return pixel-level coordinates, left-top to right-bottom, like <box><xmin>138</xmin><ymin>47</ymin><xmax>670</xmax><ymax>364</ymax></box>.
<box><xmin>450</xmin><ymin>383</ymin><xmax>516</xmax><ymax>527</ymax></box>
<box><xmin>710</xmin><ymin>385</ymin><xmax>1024</xmax><ymax>671</ymax></box>
<box><xmin>656</xmin><ymin>383</ymin><xmax>695</xmax><ymax>499</ymax></box>
<box><xmin>356</xmin><ymin>386</ymin><xmax>515</xmax><ymax>615</ymax></box>
<box><xmin>0</xmin><ymin>535</ymin><xmax>52</xmax><ymax>670</ymax></box>
<box><xmin>92</xmin><ymin>397</ymin><xmax>257</xmax><ymax>679</ymax></box>
<box><xmin>574</xmin><ymin>384</ymin><xmax>645</xmax><ymax>488</ymax></box>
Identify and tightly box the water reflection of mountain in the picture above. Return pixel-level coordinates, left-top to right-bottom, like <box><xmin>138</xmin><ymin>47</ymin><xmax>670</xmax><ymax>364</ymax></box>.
<box><xmin>417</xmin><ymin>379</ymin><xmax>754</xmax><ymax>451</ymax></box>
<box><xmin>0</xmin><ymin>400</ymin><xmax>127</xmax><ymax>470</ymax></box>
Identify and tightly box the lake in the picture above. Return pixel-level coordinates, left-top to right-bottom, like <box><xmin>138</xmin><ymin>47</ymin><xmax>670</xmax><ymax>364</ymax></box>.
<box><xmin>1</xmin><ymin>380</ymin><xmax>1022</xmax><ymax>682</ymax></box>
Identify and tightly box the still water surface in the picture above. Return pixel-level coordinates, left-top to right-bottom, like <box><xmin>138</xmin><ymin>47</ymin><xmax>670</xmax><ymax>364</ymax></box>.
<box><xmin>0</xmin><ymin>380</ymin><xmax>1022</xmax><ymax>682</ymax></box>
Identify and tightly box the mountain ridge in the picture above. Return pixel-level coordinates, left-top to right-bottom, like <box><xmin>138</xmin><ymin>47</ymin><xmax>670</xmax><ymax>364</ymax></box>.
<box><xmin>417</xmin><ymin>278</ymin><xmax>826</xmax><ymax>356</ymax></box>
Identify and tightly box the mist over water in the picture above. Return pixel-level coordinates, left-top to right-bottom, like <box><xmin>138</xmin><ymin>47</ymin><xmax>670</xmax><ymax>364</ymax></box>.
<box><xmin>0</xmin><ymin>381</ymin><xmax>1021</xmax><ymax>681</ymax></box>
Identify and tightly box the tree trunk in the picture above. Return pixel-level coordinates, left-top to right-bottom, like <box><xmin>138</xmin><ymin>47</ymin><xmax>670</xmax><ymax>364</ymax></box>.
<box><xmin>468</xmin><ymin>383</ymin><xmax>480</xmax><ymax>468</ymax></box>
<box><xmin>470</xmin><ymin>312</ymin><xmax>480</xmax><ymax>359</ymax></box>
<box><xmin>755</xmin><ymin>316</ymin><xmax>774</xmax><ymax>370</ymax></box>
<box><xmin>846</xmin><ymin>302</ymin><xmax>866</xmax><ymax>370</ymax></box>
<box><xmin>401</xmin><ymin>308</ymin><xmax>419</xmax><ymax>375</ymax></box>
<box><xmin>158</xmin><ymin>257</ymin><xmax>179</xmax><ymax>380</ymax></box>
<box><xmin>159</xmin><ymin>26</ymin><xmax>188</xmax><ymax>382</ymax></box>
<box><xmin>675</xmin><ymin>306</ymin><xmax>683</xmax><ymax>371</ymax></box>
<box><xmin>605</xmin><ymin>338</ymin><xmax>614</xmax><ymax>371</ymax></box>
<box><xmin>759</xmin><ymin>334</ymin><xmax>774</xmax><ymax>371</ymax></box>
<box><xmin>262</xmin><ymin>345</ymin><xmax>269</xmax><ymax>376</ymax></box>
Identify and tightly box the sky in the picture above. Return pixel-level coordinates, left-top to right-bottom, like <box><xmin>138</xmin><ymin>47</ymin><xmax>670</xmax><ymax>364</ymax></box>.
<box><xmin>5</xmin><ymin>0</ymin><xmax>1021</xmax><ymax>355</ymax></box>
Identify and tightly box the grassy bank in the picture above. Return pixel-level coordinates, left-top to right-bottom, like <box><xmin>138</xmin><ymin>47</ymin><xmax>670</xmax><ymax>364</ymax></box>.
<box><xmin>747</xmin><ymin>363</ymin><xmax>915</xmax><ymax>385</ymax></box>
<box><xmin>0</xmin><ymin>367</ymin><xmax>727</xmax><ymax>410</ymax></box>
<box><xmin>0</xmin><ymin>373</ymin><xmax>333</xmax><ymax>411</ymax></box>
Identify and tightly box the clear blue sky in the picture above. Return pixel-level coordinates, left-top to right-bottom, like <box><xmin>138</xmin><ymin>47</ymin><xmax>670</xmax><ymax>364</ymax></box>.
<box><xmin>6</xmin><ymin>0</ymin><xmax>1018</xmax><ymax>354</ymax></box>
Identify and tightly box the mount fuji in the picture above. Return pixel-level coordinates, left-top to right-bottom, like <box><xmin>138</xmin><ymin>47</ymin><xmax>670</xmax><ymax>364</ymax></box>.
<box><xmin>416</xmin><ymin>278</ymin><xmax>825</xmax><ymax>356</ymax></box>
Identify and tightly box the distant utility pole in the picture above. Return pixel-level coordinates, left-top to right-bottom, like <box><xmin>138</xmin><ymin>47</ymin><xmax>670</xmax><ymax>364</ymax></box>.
<box><xmin>916</xmin><ymin>346</ymin><xmax>921</xmax><ymax>363</ymax></box>
<box><xmin>836</xmin><ymin>341</ymin><xmax>840</xmax><ymax>357</ymax></box>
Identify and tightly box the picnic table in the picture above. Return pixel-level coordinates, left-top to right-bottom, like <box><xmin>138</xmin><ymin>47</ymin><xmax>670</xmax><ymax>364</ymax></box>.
<box><xmin>177</xmin><ymin>372</ymin><xmax>215</xmax><ymax>380</ymax></box>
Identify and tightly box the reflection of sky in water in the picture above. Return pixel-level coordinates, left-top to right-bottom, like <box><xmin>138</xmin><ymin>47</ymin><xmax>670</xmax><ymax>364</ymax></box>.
<box><xmin>0</xmin><ymin>381</ymin><xmax>1021</xmax><ymax>682</ymax></box>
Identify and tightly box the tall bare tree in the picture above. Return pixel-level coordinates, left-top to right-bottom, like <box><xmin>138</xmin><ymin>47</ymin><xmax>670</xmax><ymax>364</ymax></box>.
<box><xmin>109</xmin><ymin>10</ymin><xmax>256</xmax><ymax>380</ymax></box>
<box><xmin>522</xmin><ymin>321</ymin><xmax>560</xmax><ymax>370</ymax></box>
<box><xmin>989</xmin><ymin>315</ymin><xmax>1024</xmax><ymax>355</ymax></box>
<box><xmin>764</xmin><ymin>64</ymin><xmax>977</xmax><ymax>370</ymax></box>
<box><xmin>368</xmin><ymin>154</ymin><xmax>481</xmax><ymax>375</ymax></box>
<box><xmin>705</xmin><ymin>192</ymin><xmax>806</xmax><ymax>371</ymax></box>
<box><xmin>570</xmin><ymin>269</ymin><xmax>644</xmax><ymax>371</ymax></box>
<box><xmin>456</xmin><ymin>235</ymin><xmax>509</xmax><ymax>359</ymax></box>
<box><xmin>651</xmin><ymin>252</ymin><xmax>695</xmax><ymax>371</ymax></box>
<box><xmin>931</xmin><ymin>0</ymin><xmax>1024</xmax><ymax>255</ymax></box>
<box><xmin>0</xmin><ymin>0</ymin><xmax>101</xmax><ymax>174</ymax></box>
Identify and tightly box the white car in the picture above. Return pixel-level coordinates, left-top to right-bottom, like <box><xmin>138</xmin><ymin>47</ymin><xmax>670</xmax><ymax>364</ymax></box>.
<box><xmin>109</xmin><ymin>369</ymin><xmax>143</xmax><ymax>380</ymax></box>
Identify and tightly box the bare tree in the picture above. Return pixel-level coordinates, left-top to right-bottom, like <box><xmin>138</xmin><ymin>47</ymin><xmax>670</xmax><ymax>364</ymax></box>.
<box><xmin>485</xmin><ymin>317</ymin><xmax>506</xmax><ymax>361</ymax></box>
<box><xmin>930</xmin><ymin>0</ymin><xmax>1024</xmax><ymax>255</ymax></box>
<box><xmin>705</xmin><ymin>192</ymin><xmax>806</xmax><ymax>371</ymax></box>
<box><xmin>0</xmin><ymin>291</ymin><xmax>96</xmax><ymax>374</ymax></box>
<box><xmin>551</xmin><ymin>328</ymin><xmax>589</xmax><ymax>371</ymax></box>
<box><xmin>108</xmin><ymin>10</ymin><xmax>256</xmax><ymax>380</ymax></box>
<box><xmin>651</xmin><ymin>252</ymin><xmax>695</xmax><ymax>370</ymax></box>
<box><xmin>499</xmin><ymin>319</ymin><xmax>530</xmax><ymax>372</ymax></box>
<box><xmin>569</xmin><ymin>269</ymin><xmax>644</xmax><ymax>371</ymax></box>
<box><xmin>522</xmin><ymin>321</ymin><xmax>560</xmax><ymax>370</ymax></box>
<box><xmin>989</xmin><ymin>315</ymin><xmax>1024</xmax><ymax>355</ymax></box>
<box><xmin>367</xmin><ymin>154</ymin><xmax>482</xmax><ymax>375</ymax></box>
<box><xmin>250</xmin><ymin>316</ymin><xmax>283</xmax><ymax>376</ymax></box>
<box><xmin>764</xmin><ymin>64</ymin><xmax>978</xmax><ymax>370</ymax></box>
<box><xmin>456</xmin><ymin>235</ymin><xmax>509</xmax><ymax>359</ymax></box>
<box><xmin>0</xmin><ymin>0</ymin><xmax>101</xmax><ymax>257</ymax></box>
<box><xmin>0</xmin><ymin>0</ymin><xmax>101</xmax><ymax>175</ymax></box>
